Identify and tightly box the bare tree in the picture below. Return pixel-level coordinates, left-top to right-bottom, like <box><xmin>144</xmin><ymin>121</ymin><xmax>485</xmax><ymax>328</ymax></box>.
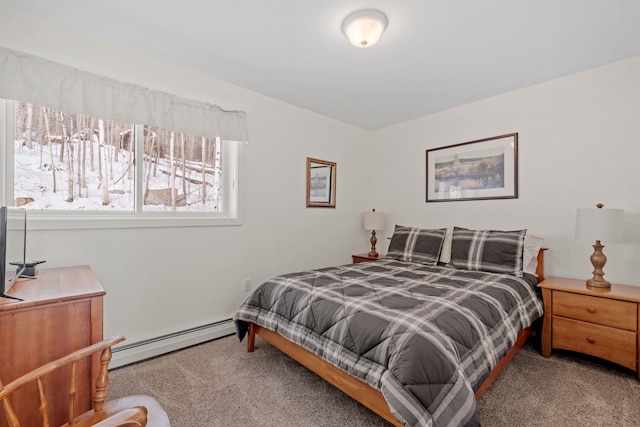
<box><xmin>79</xmin><ymin>115</ymin><xmax>87</xmax><ymax>197</ymax></box>
<box><xmin>126</xmin><ymin>126</ymin><xmax>135</xmax><ymax>204</ymax></box>
<box><xmin>143</xmin><ymin>130</ymin><xmax>156</xmax><ymax>204</ymax></box>
<box><xmin>181</xmin><ymin>134</ymin><xmax>187</xmax><ymax>198</ymax></box>
<box><xmin>98</xmin><ymin>119</ymin><xmax>109</xmax><ymax>205</ymax></box>
<box><xmin>42</xmin><ymin>109</ymin><xmax>57</xmax><ymax>193</ymax></box>
<box><xmin>114</xmin><ymin>124</ymin><xmax>121</xmax><ymax>162</ymax></box>
<box><xmin>24</xmin><ymin>103</ymin><xmax>34</xmax><ymax>149</ymax></box>
<box><xmin>57</xmin><ymin>111</ymin><xmax>65</xmax><ymax>163</ymax></box>
<box><xmin>201</xmin><ymin>136</ymin><xmax>207</xmax><ymax>203</ymax></box>
<box><xmin>37</xmin><ymin>106</ymin><xmax>46</xmax><ymax>169</ymax></box>
<box><xmin>87</xmin><ymin>117</ymin><xmax>95</xmax><ymax>174</ymax></box>
<box><xmin>60</xmin><ymin>111</ymin><xmax>75</xmax><ymax>202</ymax></box>
<box><xmin>169</xmin><ymin>131</ymin><xmax>176</xmax><ymax>211</ymax></box>
<box><xmin>153</xmin><ymin>128</ymin><xmax>162</xmax><ymax>177</ymax></box>
<box><xmin>111</xmin><ymin>121</ymin><xmax>118</xmax><ymax>170</ymax></box>
<box><xmin>126</xmin><ymin>126</ymin><xmax>134</xmax><ymax>180</ymax></box>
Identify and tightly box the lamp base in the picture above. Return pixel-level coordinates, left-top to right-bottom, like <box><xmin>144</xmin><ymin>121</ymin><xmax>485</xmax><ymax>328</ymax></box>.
<box><xmin>586</xmin><ymin>277</ymin><xmax>611</xmax><ymax>288</ymax></box>
<box><xmin>368</xmin><ymin>230</ymin><xmax>378</xmax><ymax>259</ymax></box>
<box><xmin>586</xmin><ymin>240</ymin><xmax>611</xmax><ymax>289</ymax></box>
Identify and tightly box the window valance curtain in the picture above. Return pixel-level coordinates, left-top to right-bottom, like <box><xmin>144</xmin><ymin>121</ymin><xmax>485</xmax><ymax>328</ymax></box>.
<box><xmin>0</xmin><ymin>45</ymin><xmax>249</xmax><ymax>142</ymax></box>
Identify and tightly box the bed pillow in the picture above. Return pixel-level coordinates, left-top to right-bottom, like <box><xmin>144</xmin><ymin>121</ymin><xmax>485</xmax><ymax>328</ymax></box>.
<box><xmin>449</xmin><ymin>226</ymin><xmax>527</xmax><ymax>277</ymax></box>
<box><xmin>386</xmin><ymin>225</ymin><xmax>448</xmax><ymax>266</ymax></box>
<box><xmin>523</xmin><ymin>233</ymin><xmax>544</xmax><ymax>276</ymax></box>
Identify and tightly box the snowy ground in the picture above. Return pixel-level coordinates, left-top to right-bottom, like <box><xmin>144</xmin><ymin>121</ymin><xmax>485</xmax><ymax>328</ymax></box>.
<box><xmin>13</xmin><ymin>139</ymin><xmax>221</xmax><ymax>212</ymax></box>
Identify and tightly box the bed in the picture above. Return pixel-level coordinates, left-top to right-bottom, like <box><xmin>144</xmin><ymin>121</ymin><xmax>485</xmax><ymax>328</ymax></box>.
<box><xmin>234</xmin><ymin>226</ymin><xmax>546</xmax><ymax>427</ymax></box>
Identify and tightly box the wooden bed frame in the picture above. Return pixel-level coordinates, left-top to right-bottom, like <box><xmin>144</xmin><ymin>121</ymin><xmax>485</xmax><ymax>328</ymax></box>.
<box><xmin>245</xmin><ymin>249</ymin><xmax>547</xmax><ymax>426</ymax></box>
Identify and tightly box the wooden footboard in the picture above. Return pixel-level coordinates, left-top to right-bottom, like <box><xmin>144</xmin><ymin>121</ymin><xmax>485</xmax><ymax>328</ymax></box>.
<box><xmin>247</xmin><ymin>323</ymin><xmax>403</xmax><ymax>427</ymax></box>
<box><xmin>247</xmin><ymin>322</ymin><xmax>531</xmax><ymax>426</ymax></box>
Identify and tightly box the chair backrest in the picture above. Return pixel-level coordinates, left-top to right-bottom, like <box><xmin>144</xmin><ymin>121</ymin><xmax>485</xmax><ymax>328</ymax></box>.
<box><xmin>0</xmin><ymin>335</ymin><xmax>145</xmax><ymax>427</ymax></box>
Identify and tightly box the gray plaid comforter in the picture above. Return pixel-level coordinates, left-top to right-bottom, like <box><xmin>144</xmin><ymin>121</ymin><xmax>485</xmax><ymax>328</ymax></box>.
<box><xmin>234</xmin><ymin>259</ymin><xmax>543</xmax><ymax>427</ymax></box>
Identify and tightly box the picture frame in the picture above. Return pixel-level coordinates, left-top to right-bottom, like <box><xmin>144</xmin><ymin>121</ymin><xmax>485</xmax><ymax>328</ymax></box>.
<box><xmin>426</xmin><ymin>133</ymin><xmax>518</xmax><ymax>202</ymax></box>
<box><xmin>306</xmin><ymin>157</ymin><xmax>336</xmax><ymax>208</ymax></box>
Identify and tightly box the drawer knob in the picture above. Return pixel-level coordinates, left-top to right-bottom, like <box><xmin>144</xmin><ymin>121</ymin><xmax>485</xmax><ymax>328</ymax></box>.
<box><xmin>586</xmin><ymin>306</ymin><xmax>596</xmax><ymax>313</ymax></box>
<box><xmin>586</xmin><ymin>336</ymin><xmax>595</xmax><ymax>344</ymax></box>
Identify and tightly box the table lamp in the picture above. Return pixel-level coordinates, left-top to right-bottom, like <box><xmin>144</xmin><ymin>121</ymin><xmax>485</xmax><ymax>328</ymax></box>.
<box><xmin>363</xmin><ymin>209</ymin><xmax>385</xmax><ymax>258</ymax></box>
<box><xmin>575</xmin><ymin>203</ymin><xmax>624</xmax><ymax>288</ymax></box>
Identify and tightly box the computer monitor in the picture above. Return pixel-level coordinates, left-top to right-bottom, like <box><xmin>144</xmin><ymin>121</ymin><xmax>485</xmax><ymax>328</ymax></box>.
<box><xmin>0</xmin><ymin>207</ymin><xmax>26</xmax><ymax>301</ymax></box>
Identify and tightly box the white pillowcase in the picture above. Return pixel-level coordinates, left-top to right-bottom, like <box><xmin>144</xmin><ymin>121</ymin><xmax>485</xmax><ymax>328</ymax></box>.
<box><xmin>439</xmin><ymin>227</ymin><xmax>543</xmax><ymax>276</ymax></box>
<box><xmin>439</xmin><ymin>227</ymin><xmax>453</xmax><ymax>263</ymax></box>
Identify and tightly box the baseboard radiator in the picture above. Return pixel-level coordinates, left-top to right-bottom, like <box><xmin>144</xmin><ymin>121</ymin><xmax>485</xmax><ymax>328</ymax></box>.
<box><xmin>110</xmin><ymin>319</ymin><xmax>235</xmax><ymax>369</ymax></box>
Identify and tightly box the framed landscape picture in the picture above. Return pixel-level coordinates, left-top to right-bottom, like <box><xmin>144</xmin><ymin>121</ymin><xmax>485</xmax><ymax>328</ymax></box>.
<box><xmin>426</xmin><ymin>133</ymin><xmax>518</xmax><ymax>202</ymax></box>
<box><xmin>306</xmin><ymin>157</ymin><xmax>336</xmax><ymax>208</ymax></box>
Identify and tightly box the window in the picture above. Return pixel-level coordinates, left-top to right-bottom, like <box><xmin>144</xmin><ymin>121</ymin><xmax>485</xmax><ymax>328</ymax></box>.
<box><xmin>143</xmin><ymin>125</ymin><xmax>223</xmax><ymax>213</ymax></box>
<box><xmin>1</xmin><ymin>47</ymin><xmax>248</xmax><ymax>227</ymax></box>
<box><xmin>1</xmin><ymin>100</ymin><xmax>240</xmax><ymax>224</ymax></box>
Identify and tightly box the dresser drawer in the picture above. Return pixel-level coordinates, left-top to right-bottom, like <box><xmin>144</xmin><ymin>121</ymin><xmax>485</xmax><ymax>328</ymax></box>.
<box><xmin>552</xmin><ymin>291</ymin><xmax>637</xmax><ymax>331</ymax></box>
<box><xmin>552</xmin><ymin>316</ymin><xmax>637</xmax><ymax>370</ymax></box>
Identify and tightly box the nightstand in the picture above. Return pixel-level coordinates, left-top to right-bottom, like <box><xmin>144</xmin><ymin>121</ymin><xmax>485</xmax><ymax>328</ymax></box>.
<box><xmin>352</xmin><ymin>253</ymin><xmax>383</xmax><ymax>264</ymax></box>
<box><xmin>538</xmin><ymin>276</ymin><xmax>640</xmax><ymax>378</ymax></box>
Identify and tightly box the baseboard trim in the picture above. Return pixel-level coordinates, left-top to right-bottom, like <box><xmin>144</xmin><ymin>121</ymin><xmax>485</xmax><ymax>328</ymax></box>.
<box><xmin>110</xmin><ymin>319</ymin><xmax>235</xmax><ymax>369</ymax></box>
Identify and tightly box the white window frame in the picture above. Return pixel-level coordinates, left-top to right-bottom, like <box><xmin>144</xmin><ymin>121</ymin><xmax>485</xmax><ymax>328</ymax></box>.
<box><xmin>0</xmin><ymin>99</ymin><xmax>243</xmax><ymax>230</ymax></box>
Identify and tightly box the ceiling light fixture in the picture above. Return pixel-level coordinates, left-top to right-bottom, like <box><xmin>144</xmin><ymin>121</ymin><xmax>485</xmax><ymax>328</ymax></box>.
<box><xmin>342</xmin><ymin>9</ymin><xmax>387</xmax><ymax>48</ymax></box>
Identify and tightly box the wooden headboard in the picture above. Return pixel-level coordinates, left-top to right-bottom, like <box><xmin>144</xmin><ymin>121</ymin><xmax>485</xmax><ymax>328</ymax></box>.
<box><xmin>535</xmin><ymin>248</ymin><xmax>548</xmax><ymax>282</ymax></box>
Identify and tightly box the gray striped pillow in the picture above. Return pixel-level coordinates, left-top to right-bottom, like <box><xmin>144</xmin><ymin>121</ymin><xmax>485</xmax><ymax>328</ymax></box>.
<box><xmin>386</xmin><ymin>225</ymin><xmax>447</xmax><ymax>265</ymax></box>
<box><xmin>449</xmin><ymin>227</ymin><xmax>526</xmax><ymax>277</ymax></box>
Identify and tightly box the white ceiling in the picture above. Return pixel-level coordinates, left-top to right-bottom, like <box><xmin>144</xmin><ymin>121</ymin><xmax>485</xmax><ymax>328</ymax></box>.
<box><xmin>2</xmin><ymin>0</ymin><xmax>640</xmax><ymax>130</ymax></box>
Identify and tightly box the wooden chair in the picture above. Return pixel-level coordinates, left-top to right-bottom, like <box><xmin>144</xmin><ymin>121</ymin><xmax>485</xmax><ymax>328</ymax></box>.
<box><xmin>0</xmin><ymin>336</ymin><xmax>170</xmax><ymax>427</ymax></box>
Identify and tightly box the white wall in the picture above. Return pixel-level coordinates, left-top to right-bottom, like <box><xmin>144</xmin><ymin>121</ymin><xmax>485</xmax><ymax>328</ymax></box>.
<box><xmin>369</xmin><ymin>56</ymin><xmax>640</xmax><ymax>286</ymax></box>
<box><xmin>3</xmin><ymin>5</ymin><xmax>640</xmax><ymax>352</ymax></box>
<box><xmin>0</xmin><ymin>7</ymin><xmax>371</xmax><ymax>343</ymax></box>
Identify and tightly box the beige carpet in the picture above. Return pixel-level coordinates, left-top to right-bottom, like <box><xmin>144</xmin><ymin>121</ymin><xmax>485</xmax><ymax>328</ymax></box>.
<box><xmin>108</xmin><ymin>335</ymin><xmax>640</xmax><ymax>426</ymax></box>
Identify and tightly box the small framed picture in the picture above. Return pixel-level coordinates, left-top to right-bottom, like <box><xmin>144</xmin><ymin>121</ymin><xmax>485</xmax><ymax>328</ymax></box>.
<box><xmin>426</xmin><ymin>133</ymin><xmax>518</xmax><ymax>202</ymax></box>
<box><xmin>306</xmin><ymin>157</ymin><xmax>336</xmax><ymax>208</ymax></box>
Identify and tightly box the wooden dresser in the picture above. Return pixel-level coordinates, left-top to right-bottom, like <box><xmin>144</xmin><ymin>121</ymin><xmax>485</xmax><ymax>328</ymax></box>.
<box><xmin>538</xmin><ymin>276</ymin><xmax>640</xmax><ymax>378</ymax></box>
<box><xmin>0</xmin><ymin>265</ymin><xmax>105</xmax><ymax>427</ymax></box>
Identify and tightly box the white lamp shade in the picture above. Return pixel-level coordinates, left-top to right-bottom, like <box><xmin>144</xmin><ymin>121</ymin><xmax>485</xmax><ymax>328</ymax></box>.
<box><xmin>342</xmin><ymin>10</ymin><xmax>387</xmax><ymax>48</ymax></box>
<box><xmin>575</xmin><ymin>207</ymin><xmax>624</xmax><ymax>242</ymax></box>
<box><xmin>363</xmin><ymin>210</ymin><xmax>384</xmax><ymax>231</ymax></box>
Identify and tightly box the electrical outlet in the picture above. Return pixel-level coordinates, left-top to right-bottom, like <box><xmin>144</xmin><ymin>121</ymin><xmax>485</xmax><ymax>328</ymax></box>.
<box><xmin>244</xmin><ymin>278</ymin><xmax>252</xmax><ymax>292</ymax></box>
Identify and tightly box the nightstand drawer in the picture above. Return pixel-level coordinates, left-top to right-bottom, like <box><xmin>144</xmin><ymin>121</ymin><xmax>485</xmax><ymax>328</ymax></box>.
<box><xmin>552</xmin><ymin>316</ymin><xmax>637</xmax><ymax>370</ymax></box>
<box><xmin>553</xmin><ymin>291</ymin><xmax>637</xmax><ymax>331</ymax></box>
